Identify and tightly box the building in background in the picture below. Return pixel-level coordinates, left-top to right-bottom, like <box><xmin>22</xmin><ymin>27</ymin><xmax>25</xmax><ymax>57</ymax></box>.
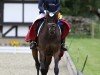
<box><xmin>0</xmin><ymin>0</ymin><xmax>38</xmax><ymax>38</ymax></box>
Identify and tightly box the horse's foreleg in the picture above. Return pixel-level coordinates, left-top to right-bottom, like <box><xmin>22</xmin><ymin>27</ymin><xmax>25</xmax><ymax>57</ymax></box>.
<box><xmin>45</xmin><ymin>56</ymin><xmax>52</xmax><ymax>75</ymax></box>
<box><xmin>39</xmin><ymin>53</ymin><xmax>46</xmax><ymax>75</ymax></box>
<box><xmin>54</xmin><ymin>53</ymin><xmax>60</xmax><ymax>75</ymax></box>
<box><xmin>40</xmin><ymin>56</ymin><xmax>52</xmax><ymax>75</ymax></box>
<box><xmin>54</xmin><ymin>59</ymin><xmax>59</xmax><ymax>75</ymax></box>
<box><xmin>32</xmin><ymin>49</ymin><xmax>40</xmax><ymax>75</ymax></box>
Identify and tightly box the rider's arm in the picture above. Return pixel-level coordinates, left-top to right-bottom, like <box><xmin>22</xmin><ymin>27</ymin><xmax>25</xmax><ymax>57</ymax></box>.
<box><xmin>38</xmin><ymin>0</ymin><xmax>45</xmax><ymax>14</ymax></box>
<box><xmin>55</xmin><ymin>0</ymin><xmax>60</xmax><ymax>11</ymax></box>
<box><xmin>57</xmin><ymin>0</ymin><xmax>61</xmax><ymax>11</ymax></box>
<box><xmin>56</xmin><ymin>3</ymin><xmax>60</xmax><ymax>11</ymax></box>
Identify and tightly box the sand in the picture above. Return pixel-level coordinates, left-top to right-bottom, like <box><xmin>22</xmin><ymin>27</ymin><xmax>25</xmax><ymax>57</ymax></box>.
<box><xmin>0</xmin><ymin>53</ymin><xmax>69</xmax><ymax>75</ymax></box>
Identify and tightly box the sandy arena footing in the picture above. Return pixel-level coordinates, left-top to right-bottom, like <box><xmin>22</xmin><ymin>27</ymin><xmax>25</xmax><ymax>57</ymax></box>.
<box><xmin>0</xmin><ymin>53</ymin><xmax>69</xmax><ymax>75</ymax></box>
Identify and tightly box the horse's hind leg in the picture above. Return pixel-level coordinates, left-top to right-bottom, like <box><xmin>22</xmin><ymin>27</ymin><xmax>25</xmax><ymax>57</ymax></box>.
<box><xmin>32</xmin><ymin>49</ymin><xmax>40</xmax><ymax>75</ymax></box>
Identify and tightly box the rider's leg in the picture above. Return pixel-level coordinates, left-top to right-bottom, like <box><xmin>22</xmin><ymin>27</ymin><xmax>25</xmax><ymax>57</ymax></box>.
<box><xmin>29</xmin><ymin>13</ymin><xmax>45</xmax><ymax>49</ymax></box>
<box><xmin>58</xmin><ymin>20</ymin><xmax>68</xmax><ymax>51</ymax></box>
<box><xmin>30</xmin><ymin>19</ymin><xmax>44</xmax><ymax>49</ymax></box>
<box><xmin>61</xmin><ymin>39</ymin><xmax>67</xmax><ymax>51</ymax></box>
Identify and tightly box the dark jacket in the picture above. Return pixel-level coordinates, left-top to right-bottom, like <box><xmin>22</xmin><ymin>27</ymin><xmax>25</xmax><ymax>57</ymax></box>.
<box><xmin>38</xmin><ymin>0</ymin><xmax>60</xmax><ymax>13</ymax></box>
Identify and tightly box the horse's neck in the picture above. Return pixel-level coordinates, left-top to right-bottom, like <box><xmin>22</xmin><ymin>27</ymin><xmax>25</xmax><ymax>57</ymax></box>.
<box><xmin>42</xmin><ymin>22</ymin><xmax>49</xmax><ymax>36</ymax></box>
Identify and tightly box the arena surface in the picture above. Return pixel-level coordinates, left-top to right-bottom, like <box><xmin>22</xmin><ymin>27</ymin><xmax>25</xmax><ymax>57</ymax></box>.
<box><xmin>0</xmin><ymin>52</ymin><xmax>69</xmax><ymax>75</ymax></box>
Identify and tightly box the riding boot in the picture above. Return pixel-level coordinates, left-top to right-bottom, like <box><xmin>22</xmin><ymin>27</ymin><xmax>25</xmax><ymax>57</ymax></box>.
<box><xmin>30</xmin><ymin>41</ymin><xmax>37</xmax><ymax>49</ymax></box>
<box><xmin>61</xmin><ymin>39</ymin><xmax>67</xmax><ymax>51</ymax></box>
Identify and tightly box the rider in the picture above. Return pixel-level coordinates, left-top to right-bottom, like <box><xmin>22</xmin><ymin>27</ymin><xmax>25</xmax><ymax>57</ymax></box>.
<box><xmin>25</xmin><ymin>0</ymin><xmax>71</xmax><ymax>51</ymax></box>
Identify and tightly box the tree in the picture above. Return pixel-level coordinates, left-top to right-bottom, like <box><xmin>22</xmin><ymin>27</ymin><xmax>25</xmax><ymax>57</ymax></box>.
<box><xmin>60</xmin><ymin>0</ymin><xmax>100</xmax><ymax>18</ymax></box>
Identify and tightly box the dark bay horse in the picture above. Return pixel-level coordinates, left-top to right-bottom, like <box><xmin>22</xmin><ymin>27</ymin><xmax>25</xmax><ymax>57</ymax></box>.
<box><xmin>32</xmin><ymin>11</ymin><xmax>61</xmax><ymax>75</ymax></box>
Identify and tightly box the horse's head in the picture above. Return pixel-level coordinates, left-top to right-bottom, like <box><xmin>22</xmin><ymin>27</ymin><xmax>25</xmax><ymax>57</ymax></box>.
<box><xmin>44</xmin><ymin>10</ymin><xmax>60</xmax><ymax>38</ymax></box>
<box><xmin>48</xmin><ymin>23</ymin><xmax>56</xmax><ymax>35</ymax></box>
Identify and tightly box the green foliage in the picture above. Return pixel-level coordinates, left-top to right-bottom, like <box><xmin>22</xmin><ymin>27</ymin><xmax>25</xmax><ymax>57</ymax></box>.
<box><xmin>60</xmin><ymin>0</ymin><xmax>100</xmax><ymax>16</ymax></box>
<box><xmin>60</xmin><ymin>7</ymin><xmax>70</xmax><ymax>15</ymax></box>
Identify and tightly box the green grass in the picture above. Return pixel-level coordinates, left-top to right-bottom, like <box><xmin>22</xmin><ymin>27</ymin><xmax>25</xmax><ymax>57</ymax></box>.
<box><xmin>66</xmin><ymin>38</ymin><xmax>100</xmax><ymax>75</ymax></box>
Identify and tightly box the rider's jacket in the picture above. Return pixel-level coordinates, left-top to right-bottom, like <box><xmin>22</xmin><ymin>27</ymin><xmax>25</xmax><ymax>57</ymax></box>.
<box><xmin>38</xmin><ymin>0</ymin><xmax>60</xmax><ymax>13</ymax></box>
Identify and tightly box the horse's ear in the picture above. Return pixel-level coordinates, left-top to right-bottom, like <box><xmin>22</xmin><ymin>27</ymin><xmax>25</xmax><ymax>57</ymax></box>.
<box><xmin>45</xmin><ymin>13</ymin><xmax>50</xmax><ymax>24</ymax></box>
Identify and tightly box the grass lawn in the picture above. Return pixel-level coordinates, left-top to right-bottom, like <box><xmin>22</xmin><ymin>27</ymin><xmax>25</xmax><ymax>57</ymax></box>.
<box><xmin>66</xmin><ymin>38</ymin><xmax>100</xmax><ymax>75</ymax></box>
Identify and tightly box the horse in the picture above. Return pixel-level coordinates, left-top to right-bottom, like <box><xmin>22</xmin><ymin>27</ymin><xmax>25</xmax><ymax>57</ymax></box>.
<box><xmin>32</xmin><ymin>11</ymin><xmax>61</xmax><ymax>75</ymax></box>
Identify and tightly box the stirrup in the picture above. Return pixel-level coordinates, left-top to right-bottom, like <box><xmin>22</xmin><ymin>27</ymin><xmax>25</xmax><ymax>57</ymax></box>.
<box><xmin>30</xmin><ymin>41</ymin><xmax>37</xmax><ymax>49</ymax></box>
<box><xmin>61</xmin><ymin>43</ymin><xmax>67</xmax><ymax>51</ymax></box>
<box><xmin>61</xmin><ymin>46</ymin><xmax>67</xmax><ymax>51</ymax></box>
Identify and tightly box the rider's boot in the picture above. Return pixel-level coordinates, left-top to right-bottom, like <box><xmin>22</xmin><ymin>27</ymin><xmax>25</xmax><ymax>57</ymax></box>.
<box><xmin>30</xmin><ymin>41</ymin><xmax>37</xmax><ymax>49</ymax></box>
<box><xmin>61</xmin><ymin>39</ymin><xmax>67</xmax><ymax>51</ymax></box>
<box><xmin>30</xmin><ymin>20</ymin><xmax>41</xmax><ymax>49</ymax></box>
